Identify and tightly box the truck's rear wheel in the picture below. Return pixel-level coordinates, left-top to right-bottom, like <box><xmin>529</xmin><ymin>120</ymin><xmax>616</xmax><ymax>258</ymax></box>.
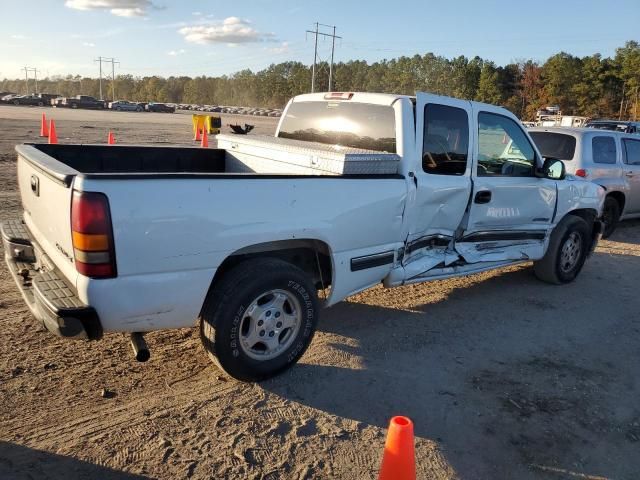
<box><xmin>199</xmin><ymin>258</ymin><xmax>319</xmax><ymax>382</ymax></box>
<box><xmin>533</xmin><ymin>215</ymin><xmax>590</xmax><ymax>284</ymax></box>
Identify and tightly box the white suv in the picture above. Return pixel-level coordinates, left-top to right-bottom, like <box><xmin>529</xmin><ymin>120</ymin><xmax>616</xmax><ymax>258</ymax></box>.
<box><xmin>530</xmin><ymin>127</ymin><xmax>640</xmax><ymax>237</ymax></box>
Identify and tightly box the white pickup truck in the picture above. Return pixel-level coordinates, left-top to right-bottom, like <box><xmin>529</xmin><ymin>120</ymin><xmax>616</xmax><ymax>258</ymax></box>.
<box><xmin>2</xmin><ymin>92</ymin><xmax>604</xmax><ymax>382</ymax></box>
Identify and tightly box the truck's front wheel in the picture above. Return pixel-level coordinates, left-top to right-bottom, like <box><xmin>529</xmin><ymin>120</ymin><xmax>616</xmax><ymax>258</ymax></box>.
<box><xmin>200</xmin><ymin>258</ymin><xmax>319</xmax><ymax>382</ymax></box>
<box><xmin>533</xmin><ymin>215</ymin><xmax>590</xmax><ymax>284</ymax></box>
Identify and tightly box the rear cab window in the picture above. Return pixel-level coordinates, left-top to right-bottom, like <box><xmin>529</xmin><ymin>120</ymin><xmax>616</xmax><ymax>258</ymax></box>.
<box><xmin>277</xmin><ymin>101</ymin><xmax>397</xmax><ymax>153</ymax></box>
<box><xmin>592</xmin><ymin>136</ymin><xmax>617</xmax><ymax>164</ymax></box>
<box><xmin>529</xmin><ymin>132</ymin><xmax>576</xmax><ymax>161</ymax></box>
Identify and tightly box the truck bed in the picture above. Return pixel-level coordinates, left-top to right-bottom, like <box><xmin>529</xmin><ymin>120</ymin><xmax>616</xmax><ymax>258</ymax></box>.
<box><xmin>24</xmin><ymin>143</ymin><xmax>401</xmax><ymax>179</ymax></box>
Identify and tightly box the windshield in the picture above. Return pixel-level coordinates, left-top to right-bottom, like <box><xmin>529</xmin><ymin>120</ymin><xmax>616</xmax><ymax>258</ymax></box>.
<box><xmin>529</xmin><ymin>132</ymin><xmax>577</xmax><ymax>161</ymax></box>
<box><xmin>278</xmin><ymin>101</ymin><xmax>397</xmax><ymax>153</ymax></box>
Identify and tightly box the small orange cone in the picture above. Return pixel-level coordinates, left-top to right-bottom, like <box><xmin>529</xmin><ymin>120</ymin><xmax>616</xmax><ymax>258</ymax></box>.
<box><xmin>48</xmin><ymin>119</ymin><xmax>58</xmax><ymax>144</ymax></box>
<box><xmin>108</xmin><ymin>131</ymin><xmax>116</xmax><ymax>145</ymax></box>
<box><xmin>378</xmin><ymin>416</ymin><xmax>415</xmax><ymax>480</ymax></box>
<box><xmin>194</xmin><ymin>126</ymin><xmax>202</xmax><ymax>142</ymax></box>
<box><xmin>201</xmin><ymin>127</ymin><xmax>208</xmax><ymax>148</ymax></box>
<box><xmin>40</xmin><ymin>112</ymin><xmax>49</xmax><ymax>137</ymax></box>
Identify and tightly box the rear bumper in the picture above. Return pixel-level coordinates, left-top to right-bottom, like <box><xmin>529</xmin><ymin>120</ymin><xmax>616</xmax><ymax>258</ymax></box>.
<box><xmin>1</xmin><ymin>219</ymin><xmax>103</xmax><ymax>340</ymax></box>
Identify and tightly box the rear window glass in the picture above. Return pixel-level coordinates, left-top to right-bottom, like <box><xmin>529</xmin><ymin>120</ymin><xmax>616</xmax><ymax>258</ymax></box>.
<box><xmin>529</xmin><ymin>132</ymin><xmax>576</xmax><ymax>161</ymax></box>
<box><xmin>592</xmin><ymin>136</ymin><xmax>617</xmax><ymax>164</ymax></box>
<box><xmin>278</xmin><ymin>101</ymin><xmax>396</xmax><ymax>153</ymax></box>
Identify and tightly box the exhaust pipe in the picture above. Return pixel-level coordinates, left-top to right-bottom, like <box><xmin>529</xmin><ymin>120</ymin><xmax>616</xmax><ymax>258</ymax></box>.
<box><xmin>130</xmin><ymin>332</ymin><xmax>150</xmax><ymax>362</ymax></box>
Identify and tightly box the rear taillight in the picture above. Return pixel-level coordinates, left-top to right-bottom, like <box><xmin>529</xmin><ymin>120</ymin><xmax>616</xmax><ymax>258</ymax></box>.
<box><xmin>71</xmin><ymin>191</ymin><xmax>117</xmax><ymax>278</ymax></box>
<box><xmin>575</xmin><ymin>169</ymin><xmax>588</xmax><ymax>178</ymax></box>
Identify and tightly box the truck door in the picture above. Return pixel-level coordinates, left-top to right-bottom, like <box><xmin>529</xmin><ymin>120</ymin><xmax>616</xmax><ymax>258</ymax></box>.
<box><xmin>455</xmin><ymin>104</ymin><xmax>557</xmax><ymax>263</ymax></box>
<box><xmin>622</xmin><ymin>137</ymin><xmax>640</xmax><ymax>214</ymax></box>
<box><xmin>404</xmin><ymin>94</ymin><xmax>474</xmax><ymax>275</ymax></box>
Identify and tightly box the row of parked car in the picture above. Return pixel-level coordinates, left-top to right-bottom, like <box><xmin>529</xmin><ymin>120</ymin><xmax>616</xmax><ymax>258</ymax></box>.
<box><xmin>177</xmin><ymin>104</ymin><xmax>282</xmax><ymax>117</ymax></box>
<box><xmin>527</xmin><ymin>120</ymin><xmax>640</xmax><ymax>237</ymax></box>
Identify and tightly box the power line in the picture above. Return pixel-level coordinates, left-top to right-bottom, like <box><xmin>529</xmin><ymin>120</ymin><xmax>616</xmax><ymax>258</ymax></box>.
<box><xmin>22</xmin><ymin>67</ymin><xmax>40</xmax><ymax>94</ymax></box>
<box><xmin>94</xmin><ymin>57</ymin><xmax>120</xmax><ymax>100</ymax></box>
<box><xmin>306</xmin><ymin>23</ymin><xmax>341</xmax><ymax>92</ymax></box>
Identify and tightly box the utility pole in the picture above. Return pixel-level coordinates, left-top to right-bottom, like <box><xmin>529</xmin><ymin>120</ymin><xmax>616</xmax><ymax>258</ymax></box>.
<box><xmin>32</xmin><ymin>68</ymin><xmax>40</xmax><ymax>94</ymax></box>
<box><xmin>95</xmin><ymin>56</ymin><xmax>104</xmax><ymax>100</ymax></box>
<box><xmin>329</xmin><ymin>25</ymin><xmax>336</xmax><ymax>92</ymax></box>
<box><xmin>22</xmin><ymin>66</ymin><xmax>29</xmax><ymax>94</ymax></box>
<box><xmin>110</xmin><ymin>58</ymin><xmax>119</xmax><ymax>101</ymax></box>
<box><xmin>306</xmin><ymin>23</ymin><xmax>341</xmax><ymax>93</ymax></box>
<box><xmin>94</xmin><ymin>57</ymin><xmax>119</xmax><ymax>100</ymax></box>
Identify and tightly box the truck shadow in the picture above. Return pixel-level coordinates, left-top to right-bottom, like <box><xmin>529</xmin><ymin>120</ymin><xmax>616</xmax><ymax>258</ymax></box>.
<box><xmin>0</xmin><ymin>441</ymin><xmax>150</xmax><ymax>480</ymax></box>
<box><xmin>263</xmin><ymin>248</ymin><xmax>640</xmax><ymax>479</ymax></box>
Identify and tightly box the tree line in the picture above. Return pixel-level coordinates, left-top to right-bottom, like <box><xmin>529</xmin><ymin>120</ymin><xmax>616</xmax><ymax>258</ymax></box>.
<box><xmin>2</xmin><ymin>40</ymin><xmax>639</xmax><ymax>121</ymax></box>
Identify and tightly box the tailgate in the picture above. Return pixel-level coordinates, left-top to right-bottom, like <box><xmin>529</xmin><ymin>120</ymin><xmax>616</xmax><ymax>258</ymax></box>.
<box><xmin>16</xmin><ymin>145</ymin><xmax>78</xmax><ymax>285</ymax></box>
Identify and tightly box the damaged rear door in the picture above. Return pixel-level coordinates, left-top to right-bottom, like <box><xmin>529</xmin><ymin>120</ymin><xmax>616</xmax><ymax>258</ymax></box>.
<box><xmin>454</xmin><ymin>105</ymin><xmax>556</xmax><ymax>263</ymax></box>
<box><xmin>401</xmin><ymin>94</ymin><xmax>474</xmax><ymax>280</ymax></box>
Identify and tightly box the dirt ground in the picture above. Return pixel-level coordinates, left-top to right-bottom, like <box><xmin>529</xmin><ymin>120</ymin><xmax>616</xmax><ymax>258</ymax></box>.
<box><xmin>0</xmin><ymin>105</ymin><xmax>639</xmax><ymax>480</ymax></box>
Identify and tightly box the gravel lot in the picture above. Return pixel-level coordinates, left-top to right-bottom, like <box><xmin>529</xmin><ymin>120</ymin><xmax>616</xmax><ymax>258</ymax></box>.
<box><xmin>0</xmin><ymin>105</ymin><xmax>639</xmax><ymax>480</ymax></box>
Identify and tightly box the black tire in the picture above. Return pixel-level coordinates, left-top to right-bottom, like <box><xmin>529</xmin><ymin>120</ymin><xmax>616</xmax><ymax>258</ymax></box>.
<box><xmin>533</xmin><ymin>215</ymin><xmax>590</xmax><ymax>284</ymax></box>
<box><xmin>71</xmin><ymin>103</ymin><xmax>78</xmax><ymax>109</ymax></box>
<box><xmin>13</xmin><ymin>100</ymin><xmax>19</xmax><ymax>105</ymax></box>
<box><xmin>602</xmin><ymin>196</ymin><xmax>620</xmax><ymax>239</ymax></box>
<box><xmin>200</xmin><ymin>258</ymin><xmax>320</xmax><ymax>382</ymax></box>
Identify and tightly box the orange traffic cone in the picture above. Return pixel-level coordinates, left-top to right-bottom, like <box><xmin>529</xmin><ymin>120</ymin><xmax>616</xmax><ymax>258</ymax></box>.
<box><xmin>194</xmin><ymin>126</ymin><xmax>202</xmax><ymax>142</ymax></box>
<box><xmin>40</xmin><ymin>112</ymin><xmax>49</xmax><ymax>137</ymax></box>
<box><xmin>378</xmin><ymin>416</ymin><xmax>415</xmax><ymax>480</ymax></box>
<box><xmin>48</xmin><ymin>119</ymin><xmax>58</xmax><ymax>144</ymax></box>
<box><xmin>108</xmin><ymin>131</ymin><xmax>116</xmax><ymax>145</ymax></box>
<box><xmin>201</xmin><ymin>127</ymin><xmax>208</xmax><ymax>148</ymax></box>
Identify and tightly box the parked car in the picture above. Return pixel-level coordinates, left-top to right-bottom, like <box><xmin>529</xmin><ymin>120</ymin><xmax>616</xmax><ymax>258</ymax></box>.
<box><xmin>2</xmin><ymin>92</ymin><xmax>604</xmax><ymax>382</ymax></box>
<box><xmin>0</xmin><ymin>92</ymin><xmax>17</xmax><ymax>103</ymax></box>
<box><xmin>585</xmin><ymin>120</ymin><xmax>640</xmax><ymax>135</ymax></box>
<box><xmin>9</xmin><ymin>94</ymin><xmax>48</xmax><ymax>106</ymax></box>
<box><xmin>109</xmin><ymin>100</ymin><xmax>143</xmax><ymax>112</ymax></box>
<box><xmin>59</xmin><ymin>95</ymin><xmax>105</xmax><ymax>109</ymax></box>
<box><xmin>145</xmin><ymin>102</ymin><xmax>175</xmax><ymax>113</ymax></box>
<box><xmin>530</xmin><ymin>126</ymin><xmax>640</xmax><ymax>237</ymax></box>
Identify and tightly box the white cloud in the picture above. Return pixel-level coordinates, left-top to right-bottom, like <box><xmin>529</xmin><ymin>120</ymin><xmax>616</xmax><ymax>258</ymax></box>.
<box><xmin>64</xmin><ymin>0</ymin><xmax>160</xmax><ymax>17</ymax></box>
<box><xmin>268</xmin><ymin>42</ymin><xmax>289</xmax><ymax>55</ymax></box>
<box><xmin>10</xmin><ymin>34</ymin><xmax>27</xmax><ymax>40</ymax></box>
<box><xmin>167</xmin><ymin>49</ymin><xmax>186</xmax><ymax>56</ymax></box>
<box><xmin>178</xmin><ymin>17</ymin><xmax>276</xmax><ymax>45</ymax></box>
<box><xmin>82</xmin><ymin>42</ymin><xmax>96</xmax><ymax>47</ymax></box>
<box><xmin>192</xmin><ymin>11</ymin><xmax>201</xmax><ymax>16</ymax></box>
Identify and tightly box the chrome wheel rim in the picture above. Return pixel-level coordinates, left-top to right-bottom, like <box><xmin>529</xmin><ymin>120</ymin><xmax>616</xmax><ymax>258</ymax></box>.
<box><xmin>239</xmin><ymin>289</ymin><xmax>301</xmax><ymax>361</ymax></box>
<box><xmin>559</xmin><ymin>232</ymin><xmax>582</xmax><ymax>273</ymax></box>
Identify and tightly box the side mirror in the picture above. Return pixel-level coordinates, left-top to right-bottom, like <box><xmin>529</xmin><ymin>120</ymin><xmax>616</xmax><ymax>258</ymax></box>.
<box><xmin>538</xmin><ymin>157</ymin><xmax>566</xmax><ymax>180</ymax></box>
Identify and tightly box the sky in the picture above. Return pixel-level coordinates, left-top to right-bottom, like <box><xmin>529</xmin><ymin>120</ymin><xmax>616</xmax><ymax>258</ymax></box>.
<box><xmin>1</xmin><ymin>0</ymin><xmax>639</xmax><ymax>80</ymax></box>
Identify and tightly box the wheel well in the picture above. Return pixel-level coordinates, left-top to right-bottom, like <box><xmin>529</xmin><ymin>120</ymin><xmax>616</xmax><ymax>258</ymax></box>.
<box><xmin>568</xmin><ymin>208</ymin><xmax>597</xmax><ymax>225</ymax></box>
<box><xmin>606</xmin><ymin>191</ymin><xmax>625</xmax><ymax>213</ymax></box>
<box><xmin>210</xmin><ymin>239</ymin><xmax>333</xmax><ymax>294</ymax></box>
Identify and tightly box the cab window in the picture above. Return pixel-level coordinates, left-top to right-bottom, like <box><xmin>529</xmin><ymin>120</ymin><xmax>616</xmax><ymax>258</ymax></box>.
<box><xmin>422</xmin><ymin>104</ymin><xmax>469</xmax><ymax>175</ymax></box>
<box><xmin>477</xmin><ymin>112</ymin><xmax>536</xmax><ymax>176</ymax></box>
<box><xmin>623</xmin><ymin>138</ymin><xmax>640</xmax><ymax>165</ymax></box>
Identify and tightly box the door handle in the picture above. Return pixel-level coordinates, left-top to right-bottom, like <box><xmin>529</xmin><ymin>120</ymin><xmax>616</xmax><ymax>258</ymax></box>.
<box><xmin>625</xmin><ymin>171</ymin><xmax>634</xmax><ymax>177</ymax></box>
<box><xmin>474</xmin><ymin>190</ymin><xmax>492</xmax><ymax>204</ymax></box>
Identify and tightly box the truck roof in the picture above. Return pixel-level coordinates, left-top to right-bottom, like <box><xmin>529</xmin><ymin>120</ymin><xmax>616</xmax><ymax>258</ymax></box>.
<box><xmin>291</xmin><ymin>91</ymin><xmax>516</xmax><ymax>115</ymax></box>
<box><xmin>529</xmin><ymin>126</ymin><xmax>632</xmax><ymax>138</ymax></box>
